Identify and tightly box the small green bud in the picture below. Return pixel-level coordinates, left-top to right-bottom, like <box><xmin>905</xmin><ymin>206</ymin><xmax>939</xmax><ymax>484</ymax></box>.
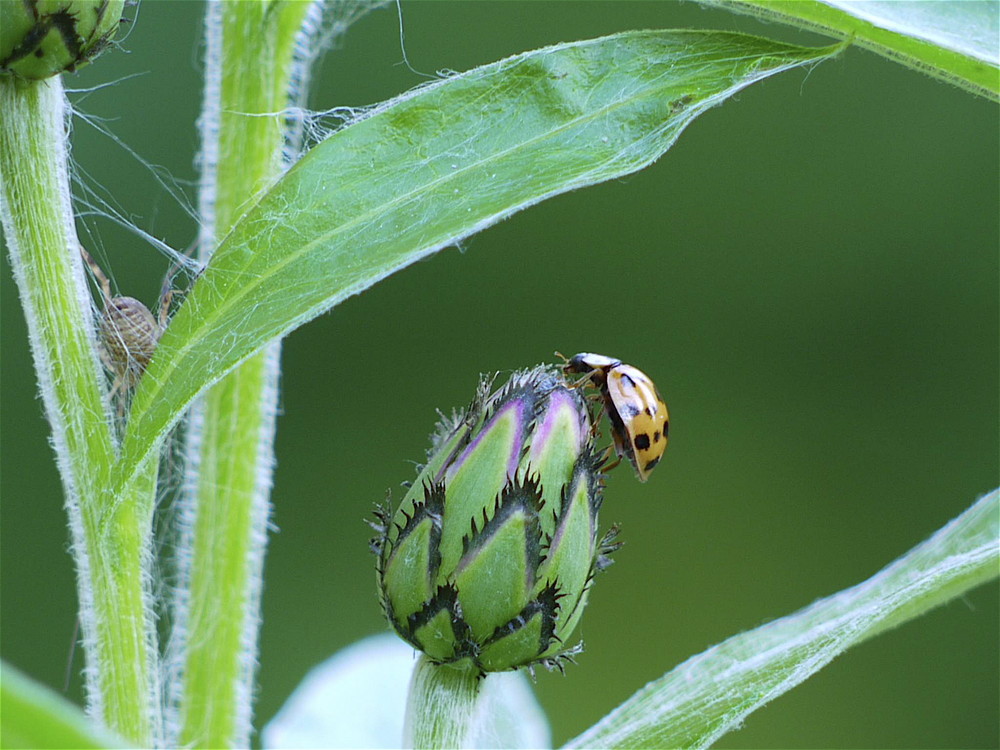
<box><xmin>372</xmin><ymin>365</ymin><xmax>621</xmax><ymax>674</ymax></box>
<box><xmin>1</xmin><ymin>0</ymin><xmax>127</xmax><ymax>80</ymax></box>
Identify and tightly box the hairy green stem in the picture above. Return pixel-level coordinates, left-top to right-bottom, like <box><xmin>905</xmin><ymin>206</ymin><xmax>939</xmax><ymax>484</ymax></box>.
<box><xmin>404</xmin><ymin>657</ymin><xmax>483</xmax><ymax>750</ymax></box>
<box><xmin>172</xmin><ymin>2</ymin><xmax>314</xmax><ymax>747</ymax></box>
<box><xmin>0</xmin><ymin>76</ymin><xmax>159</xmax><ymax>745</ymax></box>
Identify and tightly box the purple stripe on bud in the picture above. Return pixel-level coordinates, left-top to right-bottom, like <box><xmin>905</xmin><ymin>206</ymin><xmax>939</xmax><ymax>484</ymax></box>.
<box><xmin>530</xmin><ymin>387</ymin><xmax>586</xmax><ymax>464</ymax></box>
<box><xmin>446</xmin><ymin>398</ymin><xmax>526</xmax><ymax>482</ymax></box>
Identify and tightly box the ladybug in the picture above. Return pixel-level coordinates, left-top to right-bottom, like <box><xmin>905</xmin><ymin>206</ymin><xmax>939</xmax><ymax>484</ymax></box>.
<box><xmin>562</xmin><ymin>352</ymin><xmax>669</xmax><ymax>481</ymax></box>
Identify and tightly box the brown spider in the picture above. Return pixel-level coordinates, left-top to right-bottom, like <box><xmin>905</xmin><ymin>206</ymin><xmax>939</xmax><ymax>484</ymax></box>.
<box><xmin>79</xmin><ymin>245</ymin><xmax>178</xmax><ymax>401</ymax></box>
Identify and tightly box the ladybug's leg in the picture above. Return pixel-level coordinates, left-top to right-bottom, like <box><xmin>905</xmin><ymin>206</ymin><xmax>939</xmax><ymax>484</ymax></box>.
<box><xmin>582</xmin><ymin>399</ymin><xmax>603</xmax><ymax>436</ymax></box>
<box><xmin>563</xmin><ymin>369</ymin><xmax>598</xmax><ymax>390</ymax></box>
<box><xmin>599</xmin><ymin>446</ymin><xmax>622</xmax><ymax>474</ymax></box>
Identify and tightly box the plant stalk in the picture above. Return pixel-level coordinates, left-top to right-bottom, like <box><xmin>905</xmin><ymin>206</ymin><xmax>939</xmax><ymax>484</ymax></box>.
<box><xmin>0</xmin><ymin>76</ymin><xmax>159</xmax><ymax>745</ymax></box>
<box><xmin>172</xmin><ymin>2</ymin><xmax>315</xmax><ymax>747</ymax></box>
<box><xmin>404</xmin><ymin>657</ymin><xmax>483</xmax><ymax>750</ymax></box>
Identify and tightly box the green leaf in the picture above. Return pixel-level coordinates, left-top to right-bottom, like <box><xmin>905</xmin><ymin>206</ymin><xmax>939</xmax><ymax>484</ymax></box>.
<box><xmin>0</xmin><ymin>661</ymin><xmax>125</xmax><ymax>749</ymax></box>
<box><xmin>119</xmin><ymin>29</ymin><xmax>841</xmax><ymax>483</ymax></box>
<box><xmin>563</xmin><ymin>489</ymin><xmax>1000</xmax><ymax>749</ymax></box>
<box><xmin>703</xmin><ymin>0</ymin><xmax>999</xmax><ymax>100</ymax></box>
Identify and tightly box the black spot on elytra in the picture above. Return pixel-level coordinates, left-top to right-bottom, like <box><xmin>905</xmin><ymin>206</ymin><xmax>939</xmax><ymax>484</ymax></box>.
<box><xmin>644</xmin><ymin>406</ymin><xmax>654</xmax><ymax>416</ymax></box>
<box><xmin>620</xmin><ymin>373</ymin><xmax>636</xmax><ymax>388</ymax></box>
<box><xmin>643</xmin><ymin>456</ymin><xmax>660</xmax><ymax>471</ymax></box>
<box><xmin>653</xmin><ymin>431</ymin><xmax>661</xmax><ymax>442</ymax></box>
<box><xmin>633</xmin><ymin>433</ymin><xmax>651</xmax><ymax>450</ymax></box>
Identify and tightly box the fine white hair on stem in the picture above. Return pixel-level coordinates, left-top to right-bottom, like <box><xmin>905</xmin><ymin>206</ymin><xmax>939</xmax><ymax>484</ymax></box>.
<box><xmin>194</xmin><ymin>0</ymin><xmax>223</xmax><ymax>260</ymax></box>
<box><xmin>2</xmin><ymin>76</ymin><xmax>165</xmax><ymax>744</ymax></box>
<box><xmin>233</xmin><ymin>338</ymin><xmax>282</xmax><ymax>744</ymax></box>
<box><xmin>287</xmin><ymin>1</ymin><xmax>392</xmax><ymax>161</ymax></box>
<box><xmin>161</xmin><ymin>1</ymin><xmax>224</xmax><ymax>740</ymax></box>
<box><xmin>167</xmin><ymin>2</ymin><xmax>389</xmax><ymax>746</ymax></box>
<box><xmin>1</xmin><ymin>80</ymin><xmax>104</xmax><ymax>722</ymax></box>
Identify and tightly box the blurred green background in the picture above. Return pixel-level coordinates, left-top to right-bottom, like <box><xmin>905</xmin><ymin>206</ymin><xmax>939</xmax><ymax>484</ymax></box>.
<box><xmin>2</xmin><ymin>2</ymin><xmax>997</xmax><ymax>748</ymax></box>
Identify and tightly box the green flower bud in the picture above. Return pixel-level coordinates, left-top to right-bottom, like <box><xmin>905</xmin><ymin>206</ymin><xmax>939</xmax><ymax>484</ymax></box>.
<box><xmin>372</xmin><ymin>365</ymin><xmax>620</xmax><ymax>674</ymax></box>
<box><xmin>1</xmin><ymin>0</ymin><xmax>126</xmax><ymax>80</ymax></box>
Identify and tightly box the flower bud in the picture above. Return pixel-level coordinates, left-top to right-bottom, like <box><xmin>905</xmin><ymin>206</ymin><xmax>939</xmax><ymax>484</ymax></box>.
<box><xmin>372</xmin><ymin>366</ymin><xmax>620</xmax><ymax>674</ymax></box>
<box><xmin>1</xmin><ymin>0</ymin><xmax>126</xmax><ymax>80</ymax></box>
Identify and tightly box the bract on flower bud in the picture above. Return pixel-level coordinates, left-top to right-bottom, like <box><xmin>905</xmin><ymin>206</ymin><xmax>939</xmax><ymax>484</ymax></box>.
<box><xmin>372</xmin><ymin>366</ymin><xmax>621</xmax><ymax>674</ymax></box>
<box><xmin>1</xmin><ymin>0</ymin><xmax>126</xmax><ymax>80</ymax></box>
